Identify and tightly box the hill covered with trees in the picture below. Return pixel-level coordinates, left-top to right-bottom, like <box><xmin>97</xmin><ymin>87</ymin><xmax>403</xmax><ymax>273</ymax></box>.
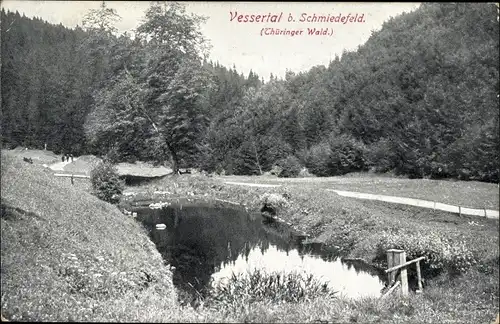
<box><xmin>1</xmin><ymin>2</ymin><xmax>498</xmax><ymax>182</ymax></box>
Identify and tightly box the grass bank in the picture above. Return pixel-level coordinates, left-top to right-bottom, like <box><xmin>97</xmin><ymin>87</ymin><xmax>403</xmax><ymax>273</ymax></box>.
<box><xmin>0</xmin><ymin>153</ymin><xmax>205</xmax><ymax>322</ymax></box>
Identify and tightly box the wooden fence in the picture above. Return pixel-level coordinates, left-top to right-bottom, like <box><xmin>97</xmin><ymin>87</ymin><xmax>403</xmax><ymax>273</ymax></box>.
<box><xmin>54</xmin><ymin>173</ymin><xmax>90</xmax><ymax>185</ymax></box>
<box><xmin>381</xmin><ymin>249</ymin><xmax>425</xmax><ymax>299</ymax></box>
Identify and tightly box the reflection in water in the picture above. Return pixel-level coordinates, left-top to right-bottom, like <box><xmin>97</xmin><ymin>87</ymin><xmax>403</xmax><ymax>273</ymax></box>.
<box><xmin>212</xmin><ymin>243</ymin><xmax>385</xmax><ymax>299</ymax></box>
<box><xmin>134</xmin><ymin>200</ymin><xmax>386</xmax><ymax>303</ymax></box>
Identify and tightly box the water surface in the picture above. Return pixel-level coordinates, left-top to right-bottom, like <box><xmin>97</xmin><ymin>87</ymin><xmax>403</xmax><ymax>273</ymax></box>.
<box><xmin>134</xmin><ymin>199</ymin><xmax>386</xmax><ymax>302</ymax></box>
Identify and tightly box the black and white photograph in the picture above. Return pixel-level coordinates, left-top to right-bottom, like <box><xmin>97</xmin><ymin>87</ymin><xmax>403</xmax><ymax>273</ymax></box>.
<box><xmin>0</xmin><ymin>1</ymin><xmax>499</xmax><ymax>323</ymax></box>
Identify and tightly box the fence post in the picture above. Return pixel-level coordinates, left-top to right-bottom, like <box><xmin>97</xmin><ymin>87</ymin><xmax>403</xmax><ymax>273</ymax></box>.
<box><xmin>386</xmin><ymin>249</ymin><xmax>397</xmax><ymax>285</ymax></box>
<box><xmin>459</xmin><ymin>206</ymin><xmax>462</xmax><ymax>217</ymax></box>
<box><xmin>416</xmin><ymin>259</ymin><xmax>423</xmax><ymax>294</ymax></box>
<box><xmin>397</xmin><ymin>250</ymin><xmax>409</xmax><ymax>297</ymax></box>
<box><xmin>387</xmin><ymin>249</ymin><xmax>409</xmax><ymax>297</ymax></box>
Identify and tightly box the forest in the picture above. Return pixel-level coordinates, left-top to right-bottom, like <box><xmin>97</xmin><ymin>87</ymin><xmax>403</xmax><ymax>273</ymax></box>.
<box><xmin>1</xmin><ymin>2</ymin><xmax>498</xmax><ymax>182</ymax></box>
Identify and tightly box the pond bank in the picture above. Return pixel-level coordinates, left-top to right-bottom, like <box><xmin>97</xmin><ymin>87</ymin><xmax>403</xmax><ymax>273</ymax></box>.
<box><xmin>128</xmin><ymin>200</ymin><xmax>388</xmax><ymax>305</ymax></box>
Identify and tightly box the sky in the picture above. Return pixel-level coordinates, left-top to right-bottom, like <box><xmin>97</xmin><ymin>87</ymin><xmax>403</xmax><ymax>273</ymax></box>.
<box><xmin>2</xmin><ymin>1</ymin><xmax>421</xmax><ymax>81</ymax></box>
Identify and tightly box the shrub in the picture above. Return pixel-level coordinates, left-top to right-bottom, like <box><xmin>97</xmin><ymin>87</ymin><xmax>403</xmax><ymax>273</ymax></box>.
<box><xmin>262</xmin><ymin>138</ymin><xmax>294</xmax><ymax>171</ymax></box>
<box><xmin>103</xmin><ymin>146</ymin><xmax>122</xmax><ymax>164</ymax></box>
<box><xmin>260</xmin><ymin>193</ymin><xmax>289</xmax><ymax>215</ymax></box>
<box><xmin>327</xmin><ymin>134</ymin><xmax>368</xmax><ymax>176</ymax></box>
<box><xmin>366</xmin><ymin>138</ymin><xmax>398</xmax><ymax>173</ymax></box>
<box><xmin>90</xmin><ymin>160</ymin><xmax>125</xmax><ymax>204</ymax></box>
<box><xmin>375</xmin><ymin>230</ymin><xmax>477</xmax><ymax>277</ymax></box>
<box><xmin>305</xmin><ymin>135</ymin><xmax>368</xmax><ymax>177</ymax></box>
<box><xmin>428</xmin><ymin>161</ymin><xmax>449</xmax><ymax>179</ymax></box>
<box><xmin>276</xmin><ymin>155</ymin><xmax>302</xmax><ymax>178</ymax></box>
<box><xmin>298</xmin><ymin>167</ymin><xmax>314</xmax><ymax>177</ymax></box>
<box><xmin>268</xmin><ymin>165</ymin><xmax>283</xmax><ymax>176</ymax></box>
<box><xmin>304</xmin><ymin>141</ymin><xmax>332</xmax><ymax>177</ymax></box>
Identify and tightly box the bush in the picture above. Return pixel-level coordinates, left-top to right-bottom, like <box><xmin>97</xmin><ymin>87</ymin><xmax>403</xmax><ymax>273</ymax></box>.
<box><xmin>276</xmin><ymin>155</ymin><xmax>302</xmax><ymax>178</ymax></box>
<box><xmin>366</xmin><ymin>138</ymin><xmax>398</xmax><ymax>173</ymax></box>
<box><xmin>298</xmin><ymin>167</ymin><xmax>314</xmax><ymax>177</ymax></box>
<box><xmin>327</xmin><ymin>134</ymin><xmax>368</xmax><ymax>176</ymax></box>
<box><xmin>90</xmin><ymin>160</ymin><xmax>125</xmax><ymax>204</ymax></box>
<box><xmin>305</xmin><ymin>134</ymin><xmax>368</xmax><ymax>177</ymax></box>
<box><xmin>304</xmin><ymin>141</ymin><xmax>332</xmax><ymax>177</ymax></box>
<box><xmin>268</xmin><ymin>165</ymin><xmax>283</xmax><ymax>176</ymax></box>
<box><xmin>260</xmin><ymin>193</ymin><xmax>289</xmax><ymax>216</ymax></box>
<box><xmin>375</xmin><ymin>229</ymin><xmax>477</xmax><ymax>277</ymax></box>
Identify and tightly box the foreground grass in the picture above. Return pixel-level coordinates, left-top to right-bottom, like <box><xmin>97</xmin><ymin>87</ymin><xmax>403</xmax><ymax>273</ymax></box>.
<box><xmin>2</xmin><ymin>152</ymin><xmax>498</xmax><ymax>323</ymax></box>
<box><xmin>198</xmin><ymin>268</ymin><xmax>498</xmax><ymax>323</ymax></box>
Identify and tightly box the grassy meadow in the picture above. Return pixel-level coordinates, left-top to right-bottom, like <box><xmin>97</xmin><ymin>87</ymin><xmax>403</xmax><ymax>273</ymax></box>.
<box><xmin>220</xmin><ymin>174</ymin><xmax>500</xmax><ymax>210</ymax></box>
<box><xmin>1</xmin><ymin>150</ymin><xmax>499</xmax><ymax>323</ymax></box>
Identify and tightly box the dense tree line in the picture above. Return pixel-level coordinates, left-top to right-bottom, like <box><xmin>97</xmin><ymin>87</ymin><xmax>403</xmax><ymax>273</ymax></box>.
<box><xmin>1</xmin><ymin>2</ymin><xmax>498</xmax><ymax>181</ymax></box>
<box><xmin>1</xmin><ymin>9</ymin><xmax>95</xmax><ymax>154</ymax></box>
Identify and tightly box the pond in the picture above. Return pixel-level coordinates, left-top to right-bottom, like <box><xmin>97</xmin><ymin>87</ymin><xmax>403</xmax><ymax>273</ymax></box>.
<box><xmin>133</xmin><ymin>199</ymin><xmax>387</xmax><ymax>304</ymax></box>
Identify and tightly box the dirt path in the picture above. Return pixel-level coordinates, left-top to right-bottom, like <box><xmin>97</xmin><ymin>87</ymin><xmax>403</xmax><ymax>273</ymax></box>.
<box><xmin>224</xmin><ymin>181</ymin><xmax>281</xmax><ymax>188</ymax></box>
<box><xmin>224</xmin><ymin>181</ymin><xmax>500</xmax><ymax>220</ymax></box>
<box><xmin>45</xmin><ymin>158</ymin><xmax>79</xmax><ymax>171</ymax></box>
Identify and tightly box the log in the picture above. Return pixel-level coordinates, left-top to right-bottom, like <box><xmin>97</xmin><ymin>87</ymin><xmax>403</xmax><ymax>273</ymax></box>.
<box><xmin>385</xmin><ymin>256</ymin><xmax>426</xmax><ymax>273</ymax></box>
<box><xmin>380</xmin><ymin>281</ymin><xmax>401</xmax><ymax>299</ymax></box>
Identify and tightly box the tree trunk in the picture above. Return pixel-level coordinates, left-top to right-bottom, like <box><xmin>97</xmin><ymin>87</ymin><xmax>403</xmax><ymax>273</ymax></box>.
<box><xmin>168</xmin><ymin>144</ymin><xmax>180</xmax><ymax>175</ymax></box>
<box><xmin>252</xmin><ymin>140</ymin><xmax>263</xmax><ymax>175</ymax></box>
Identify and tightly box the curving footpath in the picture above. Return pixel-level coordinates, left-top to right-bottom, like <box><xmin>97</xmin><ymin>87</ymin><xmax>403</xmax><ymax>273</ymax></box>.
<box><xmin>224</xmin><ymin>181</ymin><xmax>281</xmax><ymax>188</ymax></box>
<box><xmin>44</xmin><ymin>158</ymin><xmax>79</xmax><ymax>171</ymax></box>
<box><xmin>223</xmin><ymin>181</ymin><xmax>499</xmax><ymax>220</ymax></box>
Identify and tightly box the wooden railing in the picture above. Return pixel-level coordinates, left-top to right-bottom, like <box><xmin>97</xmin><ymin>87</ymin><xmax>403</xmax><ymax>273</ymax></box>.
<box><xmin>381</xmin><ymin>249</ymin><xmax>425</xmax><ymax>298</ymax></box>
<box><xmin>54</xmin><ymin>173</ymin><xmax>90</xmax><ymax>185</ymax></box>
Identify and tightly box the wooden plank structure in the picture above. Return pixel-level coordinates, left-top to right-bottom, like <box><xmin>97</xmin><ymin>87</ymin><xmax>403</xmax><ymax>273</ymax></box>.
<box><xmin>54</xmin><ymin>173</ymin><xmax>90</xmax><ymax>185</ymax></box>
<box><xmin>54</xmin><ymin>173</ymin><xmax>90</xmax><ymax>178</ymax></box>
<box><xmin>383</xmin><ymin>249</ymin><xmax>425</xmax><ymax>298</ymax></box>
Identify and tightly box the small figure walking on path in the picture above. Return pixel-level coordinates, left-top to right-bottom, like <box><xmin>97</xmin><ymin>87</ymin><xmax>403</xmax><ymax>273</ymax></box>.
<box><xmin>70</xmin><ymin>153</ymin><xmax>74</xmax><ymax>162</ymax></box>
<box><xmin>44</xmin><ymin>143</ymin><xmax>47</xmax><ymax>151</ymax></box>
<box><xmin>62</xmin><ymin>154</ymin><xmax>66</xmax><ymax>162</ymax></box>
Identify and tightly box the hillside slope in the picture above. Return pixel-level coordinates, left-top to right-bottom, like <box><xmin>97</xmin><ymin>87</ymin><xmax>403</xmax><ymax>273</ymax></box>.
<box><xmin>0</xmin><ymin>153</ymin><xmax>177</xmax><ymax>321</ymax></box>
